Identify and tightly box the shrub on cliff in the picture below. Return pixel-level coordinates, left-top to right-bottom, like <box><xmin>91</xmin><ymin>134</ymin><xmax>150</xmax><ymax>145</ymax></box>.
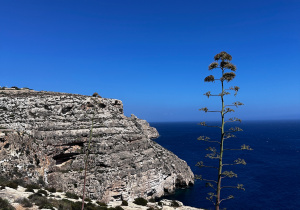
<box><xmin>92</xmin><ymin>92</ymin><xmax>101</xmax><ymax>97</ymax></box>
<box><xmin>170</xmin><ymin>200</ymin><xmax>180</xmax><ymax>207</ymax></box>
<box><xmin>37</xmin><ymin>189</ymin><xmax>48</xmax><ymax>196</ymax></box>
<box><xmin>15</xmin><ymin>198</ymin><xmax>33</xmax><ymax>208</ymax></box>
<box><xmin>65</xmin><ymin>191</ymin><xmax>79</xmax><ymax>199</ymax></box>
<box><xmin>38</xmin><ymin>176</ymin><xmax>46</xmax><ymax>187</ymax></box>
<box><xmin>121</xmin><ymin>200</ymin><xmax>128</xmax><ymax>206</ymax></box>
<box><xmin>25</xmin><ymin>187</ymin><xmax>35</xmax><ymax>193</ymax></box>
<box><xmin>133</xmin><ymin>197</ymin><xmax>148</xmax><ymax>206</ymax></box>
<box><xmin>6</xmin><ymin>181</ymin><xmax>18</xmax><ymax>189</ymax></box>
<box><xmin>147</xmin><ymin>207</ymin><xmax>159</xmax><ymax>210</ymax></box>
<box><xmin>0</xmin><ymin>198</ymin><xmax>15</xmax><ymax>210</ymax></box>
<box><xmin>148</xmin><ymin>198</ymin><xmax>156</xmax><ymax>203</ymax></box>
<box><xmin>54</xmin><ymin>199</ymin><xmax>113</xmax><ymax>210</ymax></box>
<box><xmin>84</xmin><ymin>197</ymin><xmax>92</xmax><ymax>202</ymax></box>
<box><xmin>0</xmin><ymin>176</ymin><xmax>9</xmax><ymax>187</ymax></box>
<box><xmin>45</xmin><ymin>187</ymin><xmax>56</xmax><ymax>193</ymax></box>
<box><xmin>52</xmin><ymin>198</ymin><xmax>75</xmax><ymax>209</ymax></box>
<box><xmin>11</xmin><ymin>86</ymin><xmax>20</xmax><ymax>90</ymax></box>
<box><xmin>114</xmin><ymin>206</ymin><xmax>124</xmax><ymax>210</ymax></box>
<box><xmin>26</xmin><ymin>183</ymin><xmax>41</xmax><ymax>189</ymax></box>
<box><xmin>28</xmin><ymin>193</ymin><xmax>54</xmax><ymax>209</ymax></box>
<box><xmin>96</xmin><ymin>201</ymin><xmax>107</xmax><ymax>206</ymax></box>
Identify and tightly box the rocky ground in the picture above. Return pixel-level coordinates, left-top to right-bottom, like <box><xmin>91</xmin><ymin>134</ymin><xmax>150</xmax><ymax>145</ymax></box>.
<box><xmin>0</xmin><ymin>185</ymin><xmax>204</xmax><ymax>210</ymax></box>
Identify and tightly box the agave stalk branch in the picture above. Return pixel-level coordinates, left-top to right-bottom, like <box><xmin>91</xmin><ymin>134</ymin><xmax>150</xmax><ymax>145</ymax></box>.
<box><xmin>221</xmin><ymin>186</ymin><xmax>239</xmax><ymax>189</ymax></box>
<box><xmin>220</xmin><ymin>184</ymin><xmax>246</xmax><ymax>191</ymax></box>
<box><xmin>198</xmin><ymin>122</ymin><xmax>221</xmax><ymax>128</ymax></box>
<box><xmin>206</xmin><ymin>182</ymin><xmax>218</xmax><ymax>191</ymax></box>
<box><xmin>196</xmin><ymin>175</ymin><xmax>218</xmax><ymax>184</ymax></box>
<box><xmin>196</xmin><ymin>161</ymin><xmax>219</xmax><ymax>170</ymax></box>
<box><xmin>200</xmin><ymin>140</ymin><xmax>221</xmax><ymax>144</ymax></box>
<box><xmin>220</xmin><ymin>195</ymin><xmax>234</xmax><ymax>203</ymax></box>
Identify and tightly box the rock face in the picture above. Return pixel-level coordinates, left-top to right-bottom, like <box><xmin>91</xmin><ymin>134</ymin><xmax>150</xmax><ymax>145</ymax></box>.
<box><xmin>0</xmin><ymin>90</ymin><xmax>194</xmax><ymax>201</ymax></box>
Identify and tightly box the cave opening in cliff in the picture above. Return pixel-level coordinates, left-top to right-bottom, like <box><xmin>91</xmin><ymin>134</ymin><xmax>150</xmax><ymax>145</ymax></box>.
<box><xmin>175</xmin><ymin>178</ymin><xmax>188</xmax><ymax>188</ymax></box>
<box><xmin>4</xmin><ymin>143</ymin><xmax>10</xmax><ymax>148</ymax></box>
<box><xmin>98</xmin><ymin>103</ymin><xmax>106</xmax><ymax>108</ymax></box>
<box><xmin>61</xmin><ymin>106</ymin><xmax>73</xmax><ymax>114</ymax></box>
<box><xmin>52</xmin><ymin>153</ymin><xmax>79</xmax><ymax>165</ymax></box>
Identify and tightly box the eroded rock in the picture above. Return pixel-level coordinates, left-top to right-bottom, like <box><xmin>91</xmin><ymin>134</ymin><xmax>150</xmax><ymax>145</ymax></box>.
<box><xmin>0</xmin><ymin>90</ymin><xmax>194</xmax><ymax>202</ymax></box>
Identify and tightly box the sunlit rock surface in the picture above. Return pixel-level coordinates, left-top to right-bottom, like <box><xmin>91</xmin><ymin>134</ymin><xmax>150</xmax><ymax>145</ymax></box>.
<box><xmin>0</xmin><ymin>90</ymin><xmax>194</xmax><ymax>202</ymax></box>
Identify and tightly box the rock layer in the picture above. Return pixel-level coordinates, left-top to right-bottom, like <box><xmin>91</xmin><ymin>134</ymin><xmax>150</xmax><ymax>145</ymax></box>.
<box><xmin>0</xmin><ymin>90</ymin><xmax>194</xmax><ymax>201</ymax></box>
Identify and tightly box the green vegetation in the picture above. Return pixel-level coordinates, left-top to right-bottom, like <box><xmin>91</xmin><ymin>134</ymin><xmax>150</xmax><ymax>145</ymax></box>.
<box><xmin>148</xmin><ymin>198</ymin><xmax>156</xmax><ymax>203</ymax></box>
<box><xmin>45</xmin><ymin>187</ymin><xmax>56</xmax><ymax>193</ymax></box>
<box><xmin>0</xmin><ymin>176</ymin><xmax>9</xmax><ymax>188</ymax></box>
<box><xmin>15</xmin><ymin>198</ymin><xmax>33</xmax><ymax>208</ymax></box>
<box><xmin>11</xmin><ymin>86</ymin><xmax>21</xmax><ymax>90</ymax></box>
<box><xmin>55</xmin><ymin>199</ymin><xmax>81</xmax><ymax>210</ymax></box>
<box><xmin>170</xmin><ymin>200</ymin><xmax>180</xmax><ymax>207</ymax></box>
<box><xmin>92</xmin><ymin>92</ymin><xmax>101</xmax><ymax>97</ymax></box>
<box><xmin>121</xmin><ymin>200</ymin><xmax>128</xmax><ymax>206</ymax></box>
<box><xmin>25</xmin><ymin>187</ymin><xmax>35</xmax><ymax>193</ymax></box>
<box><xmin>26</xmin><ymin>183</ymin><xmax>41</xmax><ymax>192</ymax></box>
<box><xmin>0</xmin><ymin>86</ymin><xmax>33</xmax><ymax>90</ymax></box>
<box><xmin>6</xmin><ymin>181</ymin><xmax>18</xmax><ymax>189</ymax></box>
<box><xmin>28</xmin><ymin>193</ymin><xmax>54</xmax><ymax>209</ymax></box>
<box><xmin>198</xmin><ymin>52</ymin><xmax>252</xmax><ymax>210</ymax></box>
<box><xmin>12</xmin><ymin>167</ymin><xmax>23</xmax><ymax>178</ymax></box>
<box><xmin>50</xmin><ymin>198</ymin><xmax>122</xmax><ymax>210</ymax></box>
<box><xmin>84</xmin><ymin>197</ymin><xmax>92</xmax><ymax>202</ymax></box>
<box><xmin>65</xmin><ymin>191</ymin><xmax>79</xmax><ymax>199</ymax></box>
<box><xmin>37</xmin><ymin>189</ymin><xmax>48</xmax><ymax>196</ymax></box>
<box><xmin>0</xmin><ymin>176</ymin><xmax>26</xmax><ymax>190</ymax></box>
<box><xmin>0</xmin><ymin>176</ymin><xmax>40</xmax><ymax>193</ymax></box>
<box><xmin>26</xmin><ymin>183</ymin><xmax>41</xmax><ymax>189</ymax></box>
<box><xmin>0</xmin><ymin>198</ymin><xmax>15</xmax><ymax>210</ymax></box>
<box><xmin>147</xmin><ymin>207</ymin><xmax>159</xmax><ymax>210</ymax></box>
<box><xmin>113</xmin><ymin>206</ymin><xmax>124</xmax><ymax>210</ymax></box>
<box><xmin>133</xmin><ymin>197</ymin><xmax>148</xmax><ymax>206</ymax></box>
<box><xmin>0</xmin><ymin>166</ymin><xmax>126</xmax><ymax>210</ymax></box>
<box><xmin>96</xmin><ymin>201</ymin><xmax>107</xmax><ymax>206</ymax></box>
<box><xmin>38</xmin><ymin>176</ymin><xmax>45</xmax><ymax>187</ymax></box>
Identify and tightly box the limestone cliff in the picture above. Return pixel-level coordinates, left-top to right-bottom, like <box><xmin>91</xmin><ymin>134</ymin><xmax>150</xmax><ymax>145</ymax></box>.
<box><xmin>0</xmin><ymin>89</ymin><xmax>194</xmax><ymax>202</ymax></box>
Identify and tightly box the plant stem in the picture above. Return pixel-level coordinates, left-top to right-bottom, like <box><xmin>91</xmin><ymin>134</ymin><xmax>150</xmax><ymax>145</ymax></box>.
<box><xmin>216</xmin><ymin>69</ymin><xmax>225</xmax><ymax>210</ymax></box>
<box><xmin>81</xmin><ymin>115</ymin><xmax>94</xmax><ymax>210</ymax></box>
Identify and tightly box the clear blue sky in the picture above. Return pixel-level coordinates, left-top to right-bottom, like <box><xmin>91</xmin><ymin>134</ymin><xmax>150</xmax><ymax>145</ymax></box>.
<box><xmin>1</xmin><ymin>0</ymin><xmax>299</xmax><ymax>122</ymax></box>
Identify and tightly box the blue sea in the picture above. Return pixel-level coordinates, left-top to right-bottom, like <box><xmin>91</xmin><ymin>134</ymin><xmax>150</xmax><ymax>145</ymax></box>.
<box><xmin>150</xmin><ymin>120</ymin><xmax>300</xmax><ymax>210</ymax></box>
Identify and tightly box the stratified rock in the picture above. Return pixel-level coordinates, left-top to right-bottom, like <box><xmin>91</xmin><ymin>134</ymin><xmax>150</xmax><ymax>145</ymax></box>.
<box><xmin>0</xmin><ymin>90</ymin><xmax>194</xmax><ymax>202</ymax></box>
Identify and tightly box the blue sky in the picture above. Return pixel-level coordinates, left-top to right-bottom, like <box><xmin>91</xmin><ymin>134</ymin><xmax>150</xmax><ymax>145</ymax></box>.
<box><xmin>1</xmin><ymin>0</ymin><xmax>299</xmax><ymax>122</ymax></box>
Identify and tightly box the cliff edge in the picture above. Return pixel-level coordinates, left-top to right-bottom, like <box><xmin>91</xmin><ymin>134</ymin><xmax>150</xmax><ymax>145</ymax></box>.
<box><xmin>0</xmin><ymin>89</ymin><xmax>194</xmax><ymax>202</ymax></box>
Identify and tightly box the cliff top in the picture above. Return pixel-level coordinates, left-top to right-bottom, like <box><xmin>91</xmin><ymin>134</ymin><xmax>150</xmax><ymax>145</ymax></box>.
<box><xmin>0</xmin><ymin>87</ymin><xmax>194</xmax><ymax>203</ymax></box>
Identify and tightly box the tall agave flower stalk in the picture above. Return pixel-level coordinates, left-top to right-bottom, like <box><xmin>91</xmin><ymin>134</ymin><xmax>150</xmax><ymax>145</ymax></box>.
<box><xmin>81</xmin><ymin>104</ymin><xmax>96</xmax><ymax>210</ymax></box>
<box><xmin>197</xmin><ymin>51</ymin><xmax>252</xmax><ymax>210</ymax></box>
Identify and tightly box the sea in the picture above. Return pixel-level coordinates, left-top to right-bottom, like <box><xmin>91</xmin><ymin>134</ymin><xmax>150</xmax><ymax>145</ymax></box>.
<box><xmin>150</xmin><ymin>120</ymin><xmax>300</xmax><ymax>210</ymax></box>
